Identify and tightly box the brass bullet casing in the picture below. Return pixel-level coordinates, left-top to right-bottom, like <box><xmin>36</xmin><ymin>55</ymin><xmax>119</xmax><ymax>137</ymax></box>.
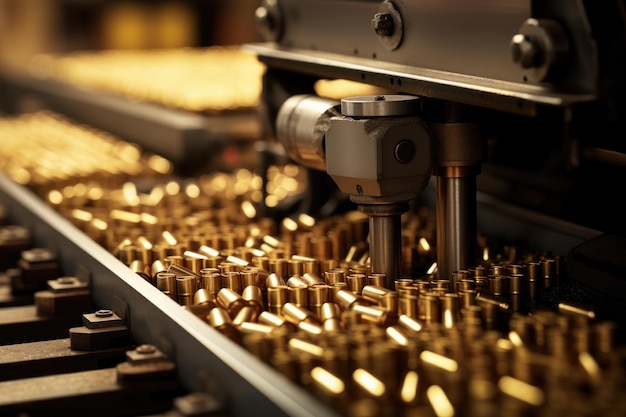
<box><xmin>440</xmin><ymin>293</ymin><xmax>461</xmax><ymax>329</ymax></box>
<box><xmin>418</xmin><ymin>291</ymin><xmax>441</xmax><ymax>324</ymax></box>
<box><xmin>238</xmin><ymin>321</ymin><xmax>275</xmax><ymax>336</ymax></box>
<box><xmin>302</xmin><ymin>272</ymin><xmax>324</xmax><ymax>286</ymax></box>
<box><xmin>488</xmin><ymin>275</ymin><xmax>508</xmax><ymax>296</ymax></box>
<box><xmin>177</xmin><ymin>275</ymin><xmax>198</xmax><ymax>306</ymax></box>
<box><xmin>288</xmin><ymin>337</ymin><xmax>325</xmax><ymax>358</ymax></box>
<box><xmin>269</xmin><ymin>258</ymin><xmax>288</xmax><ymax>280</ymax></box>
<box><xmin>324</xmin><ymin>269</ymin><xmax>345</xmax><ymax>285</ymax></box>
<box><xmin>414</xmin><ymin>279</ymin><xmax>431</xmax><ymax>294</ymax></box>
<box><xmin>222</xmin><ymin>271</ymin><xmax>242</xmax><ymax>294</ymax></box>
<box><xmin>281</xmin><ymin>302</ymin><xmax>320</xmax><ymax>326</ymax></box>
<box><xmin>308</xmin><ymin>284</ymin><xmax>330</xmax><ymax>317</ymax></box>
<box><xmin>432</xmin><ymin>279</ymin><xmax>450</xmax><ymax>293</ymax></box>
<box><xmin>458</xmin><ymin>289</ymin><xmax>477</xmax><ymax>309</ymax></box>
<box><xmin>200</xmin><ymin>269</ymin><xmax>221</xmax><ymax>301</ymax></box>
<box><xmin>334</xmin><ymin>288</ymin><xmax>371</xmax><ymax>311</ymax></box>
<box><xmin>398</xmin><ymin>294</ymin><xmax>418</xmax><ymax>318</ymax></box>
<box><xmin>240</xmin><ymin>268</ymin><xmax>260</xmax><ymax>288</ymax></box>
<box><xmin>218</xmin><ymin>262</ymin><xmax>239</xmax><ymax>275</ymax></box>
<box><xmin>207</xmin><ymin>307</ymin><xmax>239</xmax><ymax>343</ymax></box>
<box><xmin>168</xmin><ymin>263</ymin><xmax>201</xmax><ymax>281</ymax></box>
<box><xmin>129</xmin><ymin>259</ymin><xmax>151</xmax><ymax>282</ymax></box>
<box><xmin>457</xmin><ymin>279</ymin><xmax>476</xmax><ymax>292</ymax></box>
<box><xmin>183</xmin><ymin>251</ymin><xmax>209</xmax><ymax>273</ymax></box>
<box><xmin>288</xmin><ymin>259</ymin><xmax>304</xmax><ymax>277</ymax></box>
<box><xmin>226</xmin><ymin>255</ymin><xmax>250</xmax><ymax>270</ymax></box>
<box><xmin>232</xmin><ymin>305</ymin><xmax>258</xmax><ymax>325</ymax></box>
<box><xmin>288</xmin><ymin>286</ymin><xmax>309</xmax><ymax>308</ymax></box>
<box><xmin>352</xmin><ymin>303</ymin><xmax>395</xmax><ymax>328</ymax></box>
<box><xmin>242</xmin><ymin>285</ymin><xmax>264</xmax><ymax>317</ymax></box>
<box><xmin>156</xmin><ymin>272</ymin><xmax>177</xmax><ymax>300</ymax></box>
<box><xmin>346</xmin><ymin>273</ymin><xmax>366</xmax><ymax>294</ymax></box>
<box><xmin>368</xmin><ymin>273</ymin><xmax>386</xmax><ymax>287</ymax></box>
<box><xmin>397</xmin><ymin>314</ymin><xmax>425</xmax><ymax>334</ymax></box>
<box><xmin>329</xmin><ymin>282</ymin><xmax>348</xmax><ymax>304</ymax></box>
<box><xmin>151</xmin><ymin>259</ymin><xmax>167</xmax><ymax>282</ymax></box>
<box><xmin>258</xmin><ymin>311</ymin><xmax>297</xmax><ymax>332</ymax></box>
<box><xmin>267</xmin><ymin>285</ymin><xmax>289</xmax><ymax>315</ymax></box>
<box><xmin>266</xmin><ymin>272</ymin><xmax>287</xmax><ymax>288</ymax></box>
<box><xmin>320</xmin><ymin>302</ymin><xmax>343</xmax><ymax>332</ymax></box>
<box><xmin>525</xmin><ymin>261</ymin><xmax>543</xmax><ymax>303</ymax></box>
<box><xmin>193</xmin><ymin>288</ymin><xmax>215</xmax><ymax>307</ymax></box>
<box><xmin>164</xmin><ymin>255</ymin><xmax>184</xmax><ymax>268</ymax></box>
<box><xmin>216</xmin><ymin>287</ymin><xmax>247</xmax><ymax>318</ymax></box>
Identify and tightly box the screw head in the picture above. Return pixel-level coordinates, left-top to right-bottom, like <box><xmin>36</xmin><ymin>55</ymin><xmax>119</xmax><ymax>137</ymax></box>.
<box><xmin>372</xmin><ymin>13</ymin><xmax>394</xmax><ymax>36</ymax></box>
<box><xmin>511</xmin><ymin>34</ymin><xmax>539</xmax><ymax>69</ymax></box>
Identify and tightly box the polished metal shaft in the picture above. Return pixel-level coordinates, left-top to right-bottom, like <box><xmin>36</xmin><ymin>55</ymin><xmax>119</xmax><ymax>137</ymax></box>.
<box><xmin>436</xmin><ymin>175</ymin><xmax>477</xmax><ymax>290</ymax></box>
<box><xmin>361</xmin><ymin>202</ymin><xmax>408</xmax><ymax>289</ymax></box>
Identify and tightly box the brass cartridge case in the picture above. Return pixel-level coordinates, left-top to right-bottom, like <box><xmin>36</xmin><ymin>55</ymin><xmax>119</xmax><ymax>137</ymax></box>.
<box><xmin>346</xmin><ymin>274</ymin><xmax>366</xmax><ymax>294</ymax></box>
<box><xmin>352</xmin><ymin>304</ymin><xmax>395</xmax><ymax>328</ymax></box>
<box><xmin>334</xmin><ymin>288</ymin><xmax>370</xmax><ymax>311</ymax></box>
<box><xmin>168</xmin><ymin>263</ymin><xmax>201</xmax><ymax>281</ymax></box>
<box><xmin>398</xmin><ymin>294</ymin><xmax>418</xmax><ymax>318</ymax></box>
<box><xmin>193</xmin><ymin>288</ymin><xmax>215</xmax><ymax>307</ymax></box>
<box><xmin>164</xmin><ymin>255</ymin><xmax>184</xmax><ymax>267</ymax></box>
<box><xmin>308</xmin><ymin>284</ymin><xmax>330</xmax><ymax>317</ymax></box>
<box><xmin>368</xmin><ymin>273</ymin><xmax>386</xmax><ymax>287</ymax></box>
<box><xmin>176</xmin><ymin>275</ymin><xmax>197</xmax><ymax>306</ymax></box>
<box><xmin>221</xmin><ymin>271</ymin><xmax>242</xmax><ymax>294</ymax></box>
<box><xmin>440</xmin><ymin>293</ymin><xmax>461</xmax><ymax>329</ymax></box>
<box><xmin>242</xmin><ymin>285</ymin><xmax>264</xmax><ymax>317</ymax></box>
<box><xmin>288</xmin><ymin>286</ymin><xmax>309</xmax><ymax>308</ymax></box>
<box><xmin>129</xmin><ymin>260</ymin><xmax>151</xmax><ymax>282</ymax></box>
<box><xmin>320</xmin><ymin>302</ymin><xmax>343</xmax><ymax>332</ymax></box>
<box><xmin>418</xmin><ymin>291</ymin><xmax>441</xmax><ymax>324</ymax></box>
<box><xmin>267</xmin><ymin>285</ymin><xmax>289</xmax><ymax>314</ymax></box>
<box><xmin>216</xmin><ymin>287</ymin><xmax>247</xmax><ymax>317</ymax></box>
<box><xmin>156</xmin><ymin>272</ymin><xmax>177</xmax><ymax>301</ymax></box>
<box><xmin>266</xmin><ymin>272</ymin><xmax>287</xmax><ymax>288</ymax></box>
<box><xmin>238</xmin><ymin>321</ymin><xmax>275</xmax><ymax>336</ymax></box>
<box><xmin>288</xmin><ymin>259</ymin><xmax>304</xmax><ymax>277</ymax></box>
<box><xmin>397</xmin><ymin>314</ymin><xmax>425</xmax><ymax>333</ymax></box>
<box><xmin>232</xmin><ymin>305</ymin><xmax>258</xmax><ymax>325</ymax></box>
<box><xmin>282</xmin><ymin>302</ymin><xmax>320</xmax><ymax>326</ymax></box>
<box><xmin>258</xmin><ymin>311</ymin><xmax>297</xmax><ymax>332</ymax></box>
<box><xmin>240</xmin><ymin>268</ymin><xmax>260</xmax><ymax>288</ymax></box>
<box><xmin>324</xmin><ymin>269</ymin><xmax>345</xmax><ymax>285</ymax></box>
<box><xmin>302</xmin><ymin>272</ymin><xmax>324</xmax><ymax>287</ymax></box>
<box><xmin>207</xmin><ymin>307</ymin><xmax>239</xmax><ymax>343</ymax></box>
<box><xmin>269</xmin><ymin>258</ymin><xmax>289</xmax><ymax>280</ymax></box>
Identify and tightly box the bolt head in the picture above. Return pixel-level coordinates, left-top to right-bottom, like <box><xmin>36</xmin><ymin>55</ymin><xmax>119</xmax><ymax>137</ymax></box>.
<box><xmin>372</xmin><ymin>13</ymin><xmax>394</xmax><ymax>36</ymax></box>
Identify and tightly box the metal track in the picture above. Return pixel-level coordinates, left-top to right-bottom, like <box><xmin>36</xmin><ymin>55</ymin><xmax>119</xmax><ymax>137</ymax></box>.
<box><xmin>0</xmin><ymin>173</ymin><xmax>342</xmax><ymax>417</ymax></box>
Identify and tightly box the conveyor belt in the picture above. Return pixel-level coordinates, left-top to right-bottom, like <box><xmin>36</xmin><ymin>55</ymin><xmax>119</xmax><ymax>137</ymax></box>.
<box><xmin>0</xmin><ymin>173</ymin><xmax>342</xmax><ymax>417</ymax></box>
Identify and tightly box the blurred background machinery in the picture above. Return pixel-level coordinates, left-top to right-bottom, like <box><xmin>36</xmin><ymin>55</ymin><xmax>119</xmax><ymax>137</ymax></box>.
<box><xmin>0</xmin><ymin>1</ymin><xmax>625</xmax><ymax>417</ymax></box>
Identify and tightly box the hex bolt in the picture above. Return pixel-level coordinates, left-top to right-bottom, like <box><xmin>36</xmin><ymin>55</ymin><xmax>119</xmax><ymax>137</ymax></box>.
<box><xmin>95</xmin><ymin>309</ymin><xmax>113</xmax><ymax>317</ymax></box>
<box><xmin>372</xmin><ymin>13</ymin><xmax>394</xmax><ymax>36</ymax></box>
<box><xmin>510</xmin><ymin>34</ymin><xmax>541</xmax><ymax>69</ymax></box>
<box><xmin>136</xmin><ymin>344</ymin><xmax>157</xmax><ymax>354</ymax></box>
